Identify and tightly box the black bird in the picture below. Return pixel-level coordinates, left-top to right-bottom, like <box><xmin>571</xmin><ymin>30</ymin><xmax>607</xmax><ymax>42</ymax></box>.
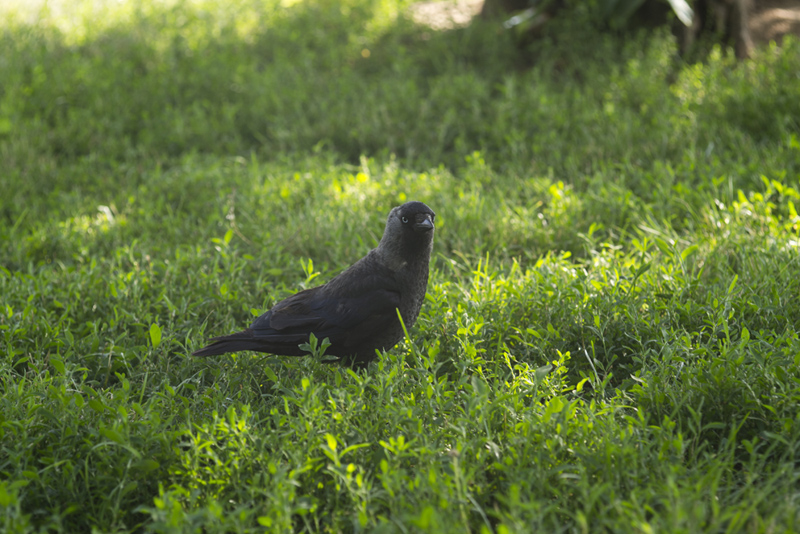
<box><xmin>193</xmin><ymin>201</ymin><xmax>435</xmax><ymax>367</ymax></box>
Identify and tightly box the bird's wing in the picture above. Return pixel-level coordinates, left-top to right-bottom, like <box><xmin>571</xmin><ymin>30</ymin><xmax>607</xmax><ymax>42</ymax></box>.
<box><xmin>250</xmin><ymin>272</ymin><xmax>401</xmax><ymax>342</ymax></box>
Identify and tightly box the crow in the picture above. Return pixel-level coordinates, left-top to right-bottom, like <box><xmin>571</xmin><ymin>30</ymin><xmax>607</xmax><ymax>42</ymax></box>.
<box><xmin>192</xmin><ymin>201</ymin><xmax>435</xmax><ymax>368</ymax></box>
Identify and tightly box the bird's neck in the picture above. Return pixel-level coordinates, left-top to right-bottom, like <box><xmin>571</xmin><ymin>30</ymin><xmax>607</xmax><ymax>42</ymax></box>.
<box><xmin>375</xmin><ymin>239</ymin><xmax>432</xmax><ymax>273</ymax></box>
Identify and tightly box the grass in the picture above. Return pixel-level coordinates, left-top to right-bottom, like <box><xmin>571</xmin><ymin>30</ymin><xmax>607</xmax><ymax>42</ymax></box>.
<box><xmin>1</xmin><ymin>0</ymin><xmax>800</xmax><ymax>532</ymax></box>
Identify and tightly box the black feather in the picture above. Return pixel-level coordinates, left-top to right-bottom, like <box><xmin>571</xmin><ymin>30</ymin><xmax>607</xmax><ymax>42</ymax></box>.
<box><xmin>192</xmin><ymin>201</ymin><xmax>435</xmax><ymax>368</ymax></box>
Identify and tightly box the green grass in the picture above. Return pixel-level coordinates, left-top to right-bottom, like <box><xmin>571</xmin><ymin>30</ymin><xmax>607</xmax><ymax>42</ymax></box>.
<box><xmin>2</xmin><ymin>0</ymin><xmax>800</xmax><ymax>532</ymax></box>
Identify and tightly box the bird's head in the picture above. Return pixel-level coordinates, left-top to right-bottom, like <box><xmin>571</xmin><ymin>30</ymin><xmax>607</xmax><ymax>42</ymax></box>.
<box><xmin>379</xmin><ymin>201</ymin><xmax>435</xmax><ymax>261</ymax></box>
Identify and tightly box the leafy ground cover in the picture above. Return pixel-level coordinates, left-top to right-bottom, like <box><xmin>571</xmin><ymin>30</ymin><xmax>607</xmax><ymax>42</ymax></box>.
<box><xmin>1</xmin><ymin>0</ymin><xmax>799</xmax><ymax>532</ymax></box>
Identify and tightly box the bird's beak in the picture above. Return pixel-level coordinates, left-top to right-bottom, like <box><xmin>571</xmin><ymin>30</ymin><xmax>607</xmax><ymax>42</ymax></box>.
<box><xmin>413</xmin><ymin>217</ymin><xmax>434</xmax><ymax>233</ymax></box>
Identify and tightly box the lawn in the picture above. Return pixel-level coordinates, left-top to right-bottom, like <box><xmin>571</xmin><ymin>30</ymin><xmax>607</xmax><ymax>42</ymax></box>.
<box><xmin>1</xmin><ymin>0</ymin><xmax>799</xmax><ymax>532</ymax></box>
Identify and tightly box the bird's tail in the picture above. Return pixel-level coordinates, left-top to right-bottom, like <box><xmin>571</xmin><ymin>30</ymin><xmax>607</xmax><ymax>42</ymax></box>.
<box><xmin>192</xmin><ymin>329</ymin><xmax>265</xmax><ymax>357</ymax></box>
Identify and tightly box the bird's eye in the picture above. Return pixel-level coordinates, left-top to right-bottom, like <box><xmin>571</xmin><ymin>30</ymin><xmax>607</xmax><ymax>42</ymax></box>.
<box><xmin>401</xmin><ymin>216</ymin><xmax>409</xmax><ymax>224</ymax></box>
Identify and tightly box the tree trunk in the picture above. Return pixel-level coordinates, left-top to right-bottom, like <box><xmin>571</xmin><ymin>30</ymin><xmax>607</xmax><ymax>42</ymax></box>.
<box><xmin>480</xmin><ymin>0</ymin><xmax>754</xmax><ymax>59</ymax></box>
